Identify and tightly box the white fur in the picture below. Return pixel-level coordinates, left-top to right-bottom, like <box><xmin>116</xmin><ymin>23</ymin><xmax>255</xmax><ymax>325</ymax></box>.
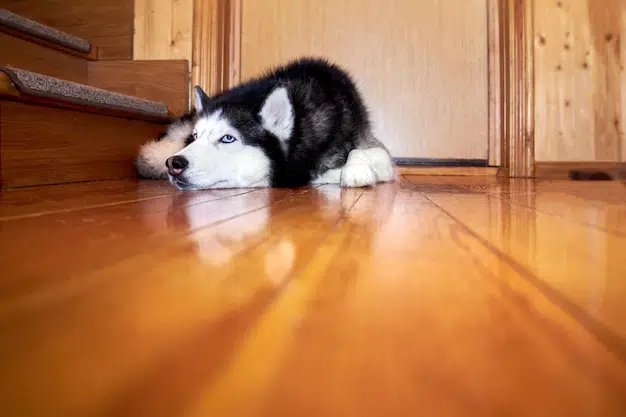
<box><xmin>136</xmin><ymin>121</ymin><xmax>192</xmax><ymax>179</ymax></box>
<box><xmin>194</xmin><ymin>86</ymin><xmax>207</xmax><ymax>112</ymax></box>
<box><xmin>340</xmin><ymin>147</ymin><xmax>394</xmax><ymax>188</ymax></box>
<box><xmin>259</xmin><ymin>87</ymin><xmax>294</xmax><ymax>155</ymax></box>
<box><xmin>363</xmin><ymin>147</ymin><xmax>396</xmax><ymax>182</ymax></box>
<box><xmin>311</xmin><ymin>168</ymin><xmax>342</xmax><ymax>184</ymax></box>
<box><xmin>173</xmin><ymin>111</ymin><xmax>271</xmax><ymax>189</ymax></box>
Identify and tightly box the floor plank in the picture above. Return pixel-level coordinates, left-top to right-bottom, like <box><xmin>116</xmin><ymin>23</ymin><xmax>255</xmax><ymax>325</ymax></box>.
<box><xmin>1</xmin><ymin>178</ymin><xmax>625</xmax><ymax>417</ymax></box>
<box><xmin>406</xmin><ymin>180</ymin><xmax>626</xmax><ymax>344</ymax></box>
<box><xmin>0</xmin><ymin>180</ymin><xmax>177</xmax><ymax>220</ymax></box>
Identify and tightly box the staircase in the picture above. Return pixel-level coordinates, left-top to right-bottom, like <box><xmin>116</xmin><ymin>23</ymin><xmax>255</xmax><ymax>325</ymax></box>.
<box><xmin>0</xmin><ymin>6</ymin><xmax>188</xmax><ymax>188</ymax></box>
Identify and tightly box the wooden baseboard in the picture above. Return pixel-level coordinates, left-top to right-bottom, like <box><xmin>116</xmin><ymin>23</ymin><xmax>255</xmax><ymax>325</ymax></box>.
<box><xmin>398</xmin><ymin>166</ymin><xmax>500</xmax><ymax>177</ymax></box>
<box><xmin>88</xmin><ymin>60</ymin><xmax>190</xmax><ymax>116</ymax></box>
<box><xmin>535</xmin><ymin>162</ymin><xmax>625</xmax><ymax>180</ymax></box>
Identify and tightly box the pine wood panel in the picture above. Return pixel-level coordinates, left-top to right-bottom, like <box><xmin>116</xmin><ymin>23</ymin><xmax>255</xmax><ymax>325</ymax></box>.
<box><xmin>133</xmin><ymin>0</ymin><xmax>194</xmax><ymax>63</ymax></box>
<box><xmin>1</xmin><ymin>179</ymin><xmax>626</xmax><ymax>415</ymax></box>
<box><xmin>239</xmin><ymin>0</ymin><xmax>489</xmax><ymax>160</ymax></box>
<box><xmin>0</xmin><ymin>102</ymin><xmax>165</xmax><ymax>188</ymax></box>
<box><xmin>2</xmin><ymin>0</ymin><xmax>134</xmax><ymax>60</ymax></box>
<box><xmin>534</xmin><ymin>0</ymin><xmax>624</xmax><ymax>162</ymax></box>
<box><xmin>87</xmin><ymin>60</ymin><xmax>190</xmax><ymax>116</ymax></box>
<box><xmin>0</xmin><ymin>33</ymin><xmax>87</xmax><ymax>84</ymax></box>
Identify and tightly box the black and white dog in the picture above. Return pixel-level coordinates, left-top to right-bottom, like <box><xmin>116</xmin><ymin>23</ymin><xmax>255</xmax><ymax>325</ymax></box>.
<box><xmin>136</xmin><ymin>58</ymin><xmax>395</xmax><ymax>190</ymax></box>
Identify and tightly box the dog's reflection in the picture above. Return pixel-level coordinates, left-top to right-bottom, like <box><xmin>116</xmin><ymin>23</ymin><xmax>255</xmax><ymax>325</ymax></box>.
<box><xmin>140</xmin><ymin>184</ymin><xmax>399</xmax><ymax>288</ymax></box>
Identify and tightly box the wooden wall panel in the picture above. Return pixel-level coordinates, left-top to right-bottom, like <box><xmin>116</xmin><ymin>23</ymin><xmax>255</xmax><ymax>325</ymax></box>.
<box><xmin>2</xmin><ymin>0</ymin><xmax>134</xmax><ymax>60</ymax></box>
<box><xmin>133</xmin><ymin>0</ymin><xmax>194</xmax><ymax>62</ymax></box>
<box><xmin>240</xmin><ymin>0</ymin><xmax>489</xmax><ymax>160</ymax></box>
<box><xmin>534</xmin><ymin>0</ymin><xmax>624</xmax><ymax>162</ymax></box>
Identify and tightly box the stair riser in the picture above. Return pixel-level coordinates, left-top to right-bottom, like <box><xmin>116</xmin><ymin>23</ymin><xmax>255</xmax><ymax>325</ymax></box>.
<box><xmin>1</xmin><ymin>101</ymin><xmax>165</xmax><ymax>188</ymax></box>
<box><xmin>0</xmin><ymin>33</ymin><xmax>87</xmax><ymax>83</ymax></box>
<box><xmin>88</xmin><ymin>61</ymin><xmax>190</xmax><ymax>116</ymax></box>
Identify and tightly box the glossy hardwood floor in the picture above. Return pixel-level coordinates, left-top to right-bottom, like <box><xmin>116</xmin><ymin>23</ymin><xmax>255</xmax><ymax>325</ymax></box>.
<box><xmin>1</xmin><ymin>175</ymin><xmax>626</xmax><ymax>417</ymax></box>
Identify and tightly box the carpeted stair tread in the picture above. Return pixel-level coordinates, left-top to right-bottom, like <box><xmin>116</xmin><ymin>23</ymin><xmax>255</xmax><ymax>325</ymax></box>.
<box><xmin>0</xmin><ymin>9</ymin><xmax>92</xmax><ymax>54</ymax></box>
<box><xmin>1</xmin><ymin>67</ymin><xmax>169</xmax><ymax>119</ymax></box>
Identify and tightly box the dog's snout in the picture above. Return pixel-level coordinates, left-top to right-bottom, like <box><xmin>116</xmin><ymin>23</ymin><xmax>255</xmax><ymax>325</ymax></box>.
<box><xmin>166</xmin><ymin>155</ymin><xmax>189</xmax><ymax>176</ymax></box>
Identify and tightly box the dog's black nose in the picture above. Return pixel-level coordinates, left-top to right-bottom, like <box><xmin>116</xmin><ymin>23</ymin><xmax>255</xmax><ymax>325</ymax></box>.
<box><xmin>166</xmin><ymin>155</ymin><xmax>188</xmax><ymax>176</ymax></box>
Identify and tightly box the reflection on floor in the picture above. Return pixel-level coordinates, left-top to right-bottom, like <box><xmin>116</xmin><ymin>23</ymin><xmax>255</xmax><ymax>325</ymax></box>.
<box><xmin>1</xmin><ymin>175</ymin><xmax>626</xmax><ymax>416</ymax></box>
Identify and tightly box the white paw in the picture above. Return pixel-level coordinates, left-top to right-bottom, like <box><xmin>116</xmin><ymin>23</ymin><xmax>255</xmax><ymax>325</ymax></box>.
<box><xmin>340</xmin><ymin>162</ymin><xmax>376</xmax><ymax>187</ymax></box>
<box><xmin>363</xmin><ymin>147</ymin><xmax>395</xmax><ymax>182</ymax></box>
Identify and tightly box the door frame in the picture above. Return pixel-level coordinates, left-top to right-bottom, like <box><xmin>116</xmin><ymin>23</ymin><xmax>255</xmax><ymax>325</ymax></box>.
<box><xmin>192</xmin><ymin>0</ymin><xmax>534</xmax><ymax>177</ymax></box>
<box><xmin>489</xmin><ymin>0</ymin><xmax>535</xmax><ymax>177</ymax></box>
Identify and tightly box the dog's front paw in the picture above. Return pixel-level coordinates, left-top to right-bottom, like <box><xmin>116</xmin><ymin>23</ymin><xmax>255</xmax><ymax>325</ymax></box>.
<box><xmin>341</xmin><ymin>151</ymin><xmax>376</xmax><ymax>187</ymax></box>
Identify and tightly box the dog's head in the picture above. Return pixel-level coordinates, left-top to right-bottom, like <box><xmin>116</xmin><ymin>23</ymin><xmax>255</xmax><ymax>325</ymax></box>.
<box><xmin>166</xmin><ymin>85</ymin><xmax>293</xmax><ymax>190</ymax></box>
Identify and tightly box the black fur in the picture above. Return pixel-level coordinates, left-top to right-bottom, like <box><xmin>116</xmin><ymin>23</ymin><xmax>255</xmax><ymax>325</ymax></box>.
<box><xmin>195</xmin><ymin>57</ymin><xmax>373</xmax><ymax>188</ymax></box>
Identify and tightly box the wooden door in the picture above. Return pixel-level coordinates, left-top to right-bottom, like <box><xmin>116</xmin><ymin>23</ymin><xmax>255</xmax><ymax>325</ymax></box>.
<box><xmin>239</xmin><ymin>0</ymin><xmax>489</xmax><ymax>161</ymax></box>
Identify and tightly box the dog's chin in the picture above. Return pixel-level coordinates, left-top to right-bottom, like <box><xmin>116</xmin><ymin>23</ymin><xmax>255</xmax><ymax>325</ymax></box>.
<box><xmin>169</xmin><ymin>175</ymin><xmax>230</xmax><ymax>191</ymax></box>
<box><xmin>168</xmin><ymin>175</ymin><xmax>198</xmax><ymax>191</ymax></box>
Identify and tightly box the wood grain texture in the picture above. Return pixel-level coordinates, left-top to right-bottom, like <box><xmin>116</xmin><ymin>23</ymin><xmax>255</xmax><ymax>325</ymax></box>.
<box><xmin>87</xmin><ymin>60</ymin><xmax>189</xmax><ymax>116</ymax></box>
<box><xmin>488</xmin><ymin>0</ymin><xmax>504</xmax><ymax>167</ymax></box>
<box><xmin>535</xmin><ymin>161</ymin><xmax>624</xmax><ymax>180</ymax></box>
<box><xmin>2</xmin><ymin>0</ymin><xmax>134</xmax><ymax>60</ymax></box>
<box><xmin>1</xmin><ymin>178</ymin><xmax>626</xmax><ymax>415</ymax></box>
<box><xmin>0</xmin><ymin>33</ymin><xmax>87</xmax><ymax>84</ymax></box>
<box><xmin>0</xmin><ymin>101</ymin><xmax>165</xmax><ymax>188</ymax></box>
<box><xmin>192</xmin><ymin>0</ymin><xmax>231</xmax><ymax>96</ymax></box>
<box><xmin>226</xmin><ymin>0</ymin><xmax>242</xmax><ymax>87</ymax></box>
<box><xmin>411</xmin><ymin>176</ymin><xmax>626</xmax><ymax>342</ymax></box>
<box><xmin>534</xmin><ymin>0</ymin><xmax>624</xmax><ymax>162</ymax></box>
<box><xmin>239</xmin><ymin>0</ymin><xmax>489</xmax><ymax>160</ymax></box>
<box><xmin>502</xmin><ymin>0</ymin><xmax>535</xmax><ymax>177</ymax></box>
<box><xmin>0</xmin><ymin>180</ymin><xmax>178</xmax><ymax>220</ymax></box>
<box><xmin>133</xmin><ymin>0</ymin><xmax>194</xmax><ymax>63</ymax></box>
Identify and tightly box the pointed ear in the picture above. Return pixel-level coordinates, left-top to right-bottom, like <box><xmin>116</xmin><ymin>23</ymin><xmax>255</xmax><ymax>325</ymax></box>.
<box><xmin>259</xmin><ymin>86</ymin><xmax>294</xmax><ymax>142</ymax></box>
<box><xmin>194</xmin><ymin>86</ymin><xmax>210</xmax><ymax>112</ymax></box>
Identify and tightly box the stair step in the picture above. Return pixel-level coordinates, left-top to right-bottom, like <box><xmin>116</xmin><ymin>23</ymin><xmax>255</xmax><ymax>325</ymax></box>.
<box><xmin>0</xmin><ymin>9</ymin><xmax>97</xmax><ymax>60</ymax></box>
<box><xmin>1</xmin><ymin>67</ymin><xmax>170</xmax><ymax>122</ymax></box>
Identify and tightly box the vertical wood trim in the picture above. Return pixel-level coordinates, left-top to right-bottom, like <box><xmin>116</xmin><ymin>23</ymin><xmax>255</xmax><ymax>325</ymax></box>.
<box><xmin>488</xmin><ymin>0</ymin><xmax>504</xmax><ymax>167</ymax></box>
<box><xmin>503</xmin><ymin>0</ymin><xmax>535</xmax><ymax>177</ymax></box>
<box><xmin>227</xmin><ymin>0</ymin><xmax>242</xmax><ymax>87</ymax></box>
<box><xmin>192</xmin><ymin>0</ymin><xmax>218</xmax><ymax>96</ymax></box>
<box><xmin>192</xmin><ymin>0</ymin><xmax>239</xmax><ymax>97</ymax></box>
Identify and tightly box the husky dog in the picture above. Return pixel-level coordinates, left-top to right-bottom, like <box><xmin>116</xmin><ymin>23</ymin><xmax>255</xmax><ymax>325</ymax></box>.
<box><xmin>136</xmin><ymin>58</ymin><xmax>395</xmax><ymax>190</ymax></box>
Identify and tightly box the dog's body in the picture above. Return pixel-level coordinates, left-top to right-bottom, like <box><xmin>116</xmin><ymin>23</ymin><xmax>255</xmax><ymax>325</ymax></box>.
<box><xmin>136</xmin><ymin>58</ymin><xmax>395</xmax><ymax>190</ymax></box>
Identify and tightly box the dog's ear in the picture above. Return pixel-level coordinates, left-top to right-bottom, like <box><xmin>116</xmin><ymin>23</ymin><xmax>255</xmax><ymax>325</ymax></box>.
<box><xmin>194</xmin><ymin>86</ymin><xmax>211</xmax><ymax>112</ymax></box>
<box><xmin>259</xmin><ymin>86</ymin><xmax>294</xmax><ymax>141</ymax></box>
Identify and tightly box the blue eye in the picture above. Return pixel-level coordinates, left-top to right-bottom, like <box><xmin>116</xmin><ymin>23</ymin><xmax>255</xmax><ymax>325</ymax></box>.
<box><xmin>220</xmin><ymin>135</ymin><xmax>237</xmax><ymax>144</ymax></box>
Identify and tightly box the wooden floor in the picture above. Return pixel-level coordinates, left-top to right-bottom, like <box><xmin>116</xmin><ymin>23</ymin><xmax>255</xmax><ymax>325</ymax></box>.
<box><xmin>1</xmin><ymin>175</ymin><xmax>626</xmax><ymax>417</ymax></box>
